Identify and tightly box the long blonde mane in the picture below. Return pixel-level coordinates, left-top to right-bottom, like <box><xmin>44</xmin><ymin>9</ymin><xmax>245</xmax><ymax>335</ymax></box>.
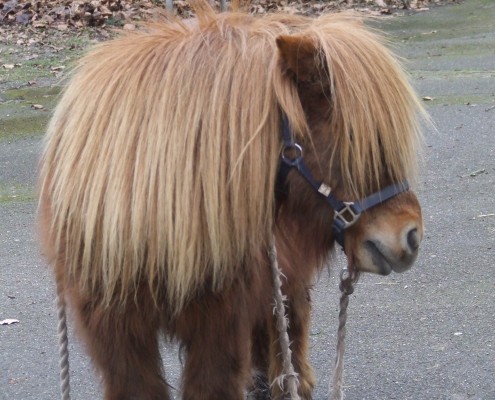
<box><xmin>39</xmin><ymin>6</ymin><xmax>423</xmax><ymax>312</ymax></box>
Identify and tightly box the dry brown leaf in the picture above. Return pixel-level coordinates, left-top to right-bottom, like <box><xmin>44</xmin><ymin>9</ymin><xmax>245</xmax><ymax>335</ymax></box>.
<box><xmin>0</xmin><ymin>0</ymin><xmax>454</xmax><ymax>32</ymax></box>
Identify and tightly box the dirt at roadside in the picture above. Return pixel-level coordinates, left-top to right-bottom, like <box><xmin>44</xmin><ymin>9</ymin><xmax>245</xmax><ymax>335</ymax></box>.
<box><xmin>0</xmin><ymin>0</ymin><xmax>459</xmax><ymax>99</ymax></box>
<box><xmin>1</xmin><ymin>0</ymin><xmax>458</xmax><ymax>32</ymax></box>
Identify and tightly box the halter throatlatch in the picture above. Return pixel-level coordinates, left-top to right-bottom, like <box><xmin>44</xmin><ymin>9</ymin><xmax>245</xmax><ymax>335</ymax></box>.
<box><xmin>277</xmin><ymin>115</ymin><xmax>410</xmax><ymax>248</ymax></box>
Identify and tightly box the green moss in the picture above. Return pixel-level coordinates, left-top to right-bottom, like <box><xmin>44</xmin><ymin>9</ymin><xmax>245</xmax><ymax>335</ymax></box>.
<box><xmin>376</xmin><ymin>0</ymin><xmax>495</xmax><ymax>43</ymax></box>
<box><xmin>424</xmin><ymin>94</ymin><xmax>495</xmax><ymax>106</ymax></box>
<box><xmin>0</xmin><ymin>184</ymin><xmax>35</xmax><ymax>203</ymax></box>
<box><xmin>0</xmin><ymin>85</ymin><xmax>62</xmax><ymax>139</ymax></box>
<box><xmin>3</xmin><ymin>85</ymin><xmax>62</xmax><ymax>104</ymax></box>
<box><xmin>0</xmin><ymin>111</ymin><xmax>50</xmax><ymax>139</ymax></box>
<box><xmin>411</xmin><ymin>70</ymin><xmax>495</xmax><ymax>79</ymax></box>
<box><xmin>436</xmin><ymin>41</ymin><xmax>495</xmax><ymax>58</ymax></box>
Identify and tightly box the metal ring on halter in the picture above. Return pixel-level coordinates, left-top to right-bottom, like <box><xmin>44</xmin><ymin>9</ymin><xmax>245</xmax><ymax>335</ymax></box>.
<box><xmin>281</xmin><ymin>143</ymin><xmax>303</xmax><ymax>166</ymax></box>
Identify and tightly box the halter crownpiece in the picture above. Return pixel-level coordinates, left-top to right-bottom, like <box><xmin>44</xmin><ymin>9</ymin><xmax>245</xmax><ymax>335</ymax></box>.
<box><xmin>277</xmin><ymin>115</ymin><xmax>410</xmax><ymax>248</ymax></box>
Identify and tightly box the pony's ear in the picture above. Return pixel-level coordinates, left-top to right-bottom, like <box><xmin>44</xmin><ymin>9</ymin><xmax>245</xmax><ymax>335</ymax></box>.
<box><xmin>276</xmin><ymin>35</ymin><xmax>319</xmax><ymax>83</ymax></box>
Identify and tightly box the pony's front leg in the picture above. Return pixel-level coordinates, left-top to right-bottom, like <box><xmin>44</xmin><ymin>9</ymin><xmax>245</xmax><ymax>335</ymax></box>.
<box><xmin>175</xmin><ymin>282</ymin><xmax>253</xmax><ymax>400</ymax></box>
<box><xmin>249</xmin><ymin>321</ymin><xmax>272</xmax><ymax>400</ymax></box>
<box><xmin>268</xmin><ymin>284</ymin><xmax>315</xmax><ymax>400</ymax></box>
<box><xmin>66</xmin><ymin>281</ymin><xmax>170</xmax><ymax>400</ymax></box>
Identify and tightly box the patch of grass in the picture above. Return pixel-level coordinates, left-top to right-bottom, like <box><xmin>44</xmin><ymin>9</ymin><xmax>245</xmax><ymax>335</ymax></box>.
<box><xmin>0</xmin><ymin>52</ymin><xmax>71</xmax><ymax>88</ymax></box>
<box><xmin>0</xmin><ymin>69</ymin><xmax>52</xmax><ymax>88</ymax></box>
<box><xmin>0</xmin><ymin>29</ymin><xmax>97</xmax><ymax>89</ymax></box>
<box><xmin>106</xmin><ymin>17</ymin><xmax>125</xmax><ymax>27</ymax></box>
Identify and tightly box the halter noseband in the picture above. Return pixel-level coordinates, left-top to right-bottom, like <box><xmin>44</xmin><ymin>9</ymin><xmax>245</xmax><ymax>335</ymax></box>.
<box><xmin>276</xmin><ymin>115</ymin><xmax>409</xmax><ymax>249</ymax></box>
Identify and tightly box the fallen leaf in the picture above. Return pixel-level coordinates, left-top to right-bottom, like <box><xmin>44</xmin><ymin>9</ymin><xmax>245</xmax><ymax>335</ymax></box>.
<box><xmin>0</xmin><ymin>319</ymin><xmax>19</xmax><ymax>325</ymax></box>
<box><xmin>32</xmin><ymin>21</ymin><xmax>48</xmax><ymax>28</ymax></box>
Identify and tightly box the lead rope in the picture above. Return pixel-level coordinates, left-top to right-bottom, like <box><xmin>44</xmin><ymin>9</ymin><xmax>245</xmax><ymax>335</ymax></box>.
<box><xmin>330</xmin><ymin>268</ymin><xmax>359</xmax><ymax>400</ymax></box>
<box><xmin>56</xmin><ymin>280</ymin><xmax>71</xmax><ymax>400</ymax></box>
<box><xmin>269</xmin><ymin>238</ymin><xmax>359</xmax><ymax>400</ymax></box>
<box><xmin>269</xmin><ymin>238</ymin><xmax>301</xmax><ymax>400</ymax></box>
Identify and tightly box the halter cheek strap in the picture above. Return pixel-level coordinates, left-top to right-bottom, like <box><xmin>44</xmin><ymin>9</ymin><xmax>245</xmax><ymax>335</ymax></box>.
<box><xmin>277</xmin><ymin>115</ymin><xmax>409</xmax><ymax>248</ymax></box>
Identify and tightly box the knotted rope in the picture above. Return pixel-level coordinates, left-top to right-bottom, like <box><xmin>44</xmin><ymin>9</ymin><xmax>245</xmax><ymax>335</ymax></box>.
<box><xmin>330</xmin><ymin>268</ymin><xmax>359</xmax><ymax>400</ymax></box>
<box><xmin>269</xmin><ymin>240</ymin><xmax>359</xmax><ymax>400</ymax></box>
<box><xmin>269</xmin><ymin>239</ymin><xmax>301</xmax><ymax>400</ymax></box>
<box><xmin>56</xmin><ymin>280</ymin><xmax>71</xmax><ymax>400</ymax></box>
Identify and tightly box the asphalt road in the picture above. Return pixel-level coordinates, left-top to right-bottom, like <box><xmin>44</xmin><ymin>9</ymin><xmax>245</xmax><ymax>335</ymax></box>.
<box><xmin>1</xmin><ymin>1</ymin><xmax>494</xmax><ymax>399</ymax></box>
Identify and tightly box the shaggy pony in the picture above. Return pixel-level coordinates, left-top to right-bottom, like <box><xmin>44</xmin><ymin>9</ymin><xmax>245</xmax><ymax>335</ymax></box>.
<box><xmin>38</xmin><ymin>3</ymin><xmax>424</xmax><ymax>399</ymax></box>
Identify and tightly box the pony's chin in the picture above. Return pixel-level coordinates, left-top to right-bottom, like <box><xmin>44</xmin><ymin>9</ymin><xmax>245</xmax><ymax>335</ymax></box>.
<box><xmin>354</xmin><ymin>241</ymin><xmax>415</xmax><ymax>275</ymax></box>
<box><xmin>355</xmin><ymin>258</ymin><xmax>393</xmax><ymax>276</ymax></box>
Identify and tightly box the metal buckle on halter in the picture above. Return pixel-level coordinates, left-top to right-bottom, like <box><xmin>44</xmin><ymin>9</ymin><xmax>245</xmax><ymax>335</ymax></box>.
<box><xmin>334</xmin><ymin>202</ymin><xmax>361</xmax><ymax>229</ymax></box>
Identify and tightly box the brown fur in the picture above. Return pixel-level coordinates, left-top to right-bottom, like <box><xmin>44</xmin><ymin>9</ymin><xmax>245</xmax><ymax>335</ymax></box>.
<box><xmin>38</xmin><ymin>2</ymin><xmax>425</xmax><ymax>399</ymax></box>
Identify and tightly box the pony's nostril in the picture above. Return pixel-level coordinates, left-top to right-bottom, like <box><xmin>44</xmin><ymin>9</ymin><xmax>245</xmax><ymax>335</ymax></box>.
<box><xmin>407</xmin><ymin>228</ymin><xmax>420</xmax><ymax>252</ymax></box>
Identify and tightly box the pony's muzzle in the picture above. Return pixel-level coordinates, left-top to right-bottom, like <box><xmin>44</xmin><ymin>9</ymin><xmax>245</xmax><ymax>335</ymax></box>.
<box><xmin>357</xmin><ymin>218</ymin><xmax>424</xmax><ymax>276</ymax></box>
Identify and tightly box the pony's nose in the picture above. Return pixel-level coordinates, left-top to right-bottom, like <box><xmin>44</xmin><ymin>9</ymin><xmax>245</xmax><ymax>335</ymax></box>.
<box><xmin>402</xmin><ymin>225</ymin><xmax>422</xmax><ymax>257</ymax></box>
<box><xmin>406</xmin><ymin>227</ymin><xmax>420</xmax><ymax>252</ymax></box>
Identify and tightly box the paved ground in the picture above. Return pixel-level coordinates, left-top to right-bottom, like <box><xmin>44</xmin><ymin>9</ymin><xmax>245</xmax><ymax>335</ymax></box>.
<box><xmin>1</xmin><ymin>1</ymin><xmax>494</xmax><ymax>399</ymax></box>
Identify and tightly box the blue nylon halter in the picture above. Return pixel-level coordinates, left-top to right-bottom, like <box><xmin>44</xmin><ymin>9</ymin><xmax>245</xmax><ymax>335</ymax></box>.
<box><xmin>277</xmin><ymin>115</ymin><xmax>409</xmax><ymax>248</ymax></box>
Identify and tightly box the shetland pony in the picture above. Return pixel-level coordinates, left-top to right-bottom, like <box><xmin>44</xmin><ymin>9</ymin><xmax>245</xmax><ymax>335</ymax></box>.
<box><xmin>38</xmin><ymin>3</ymin><xmax>425</xmax><ymax>399</ymax></box>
